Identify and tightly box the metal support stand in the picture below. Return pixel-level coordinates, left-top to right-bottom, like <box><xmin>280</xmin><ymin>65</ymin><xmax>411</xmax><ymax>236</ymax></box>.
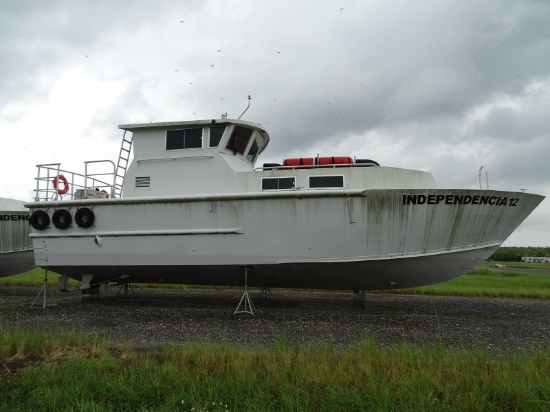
<box><xmin>259</xmin><ymin>287</ymin><xmax>273</xmax><ymax>299</ymax></box>
<box><xmin>352</xmin><ymin>289</ymin><xmax>366</xmax><ymax>309</ymax></box>
<box><xmin>31</xmin><ymin>269</ymin><xmax>57</xmax><ymax>308</ymax></box>
<box><xmin>234</xmin><ymin>266</ymin><xmax>256</xmax><ymax>315</ymax></box>
<box><xmin>117</xmin><ymin>283</ymin><xmax>134</xmax><ymax>296</ymax></box>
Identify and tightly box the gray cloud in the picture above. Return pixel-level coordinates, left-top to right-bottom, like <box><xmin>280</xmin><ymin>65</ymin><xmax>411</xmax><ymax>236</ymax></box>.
<box><xmin>1</xmin><ymin>0</ymin><xmax>548</xmax><ymax>245</ymax></box>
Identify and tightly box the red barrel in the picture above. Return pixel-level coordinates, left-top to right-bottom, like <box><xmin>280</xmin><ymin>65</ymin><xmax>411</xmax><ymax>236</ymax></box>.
<box><xmin>283</xmin><ymin>158</ymin><xmax>315</xmax><ymax>166</ymax></box>
<box><xmin>317</xmin><ymin>156</ymin><xmax>353</xmax><ymax>165</ymax></box>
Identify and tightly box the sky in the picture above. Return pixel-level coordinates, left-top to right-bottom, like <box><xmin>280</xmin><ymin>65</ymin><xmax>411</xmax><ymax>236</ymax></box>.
<box><xmin>1</xmin><ymin>0</ymin><xmax>549</xmax><ymax>246</ymax></box>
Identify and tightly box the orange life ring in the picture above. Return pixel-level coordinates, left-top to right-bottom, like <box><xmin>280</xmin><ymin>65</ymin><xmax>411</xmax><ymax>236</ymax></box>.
<box><xmin>100</xmin><ymin>189</ymin><xmax>110</xmax><ymax>198</ymax></box>
<box><xmin>52</xmin><ymin>174</ymin><xmax>69</xmax><ymax>196</ymax></box>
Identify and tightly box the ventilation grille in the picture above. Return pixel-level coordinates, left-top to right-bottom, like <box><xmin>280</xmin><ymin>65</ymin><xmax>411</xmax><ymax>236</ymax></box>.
<box><xmin>135</xmin><ymin>176</ymin><xmax>151</xmax><ymax>188</ymax></box>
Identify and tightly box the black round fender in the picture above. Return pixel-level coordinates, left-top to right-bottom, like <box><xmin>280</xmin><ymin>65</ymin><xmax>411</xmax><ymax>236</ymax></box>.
<box><xmin>75</xmin><ymin>207</ymin><xmax>95</xmax><ymax>228</ymax></box>
<box><xmin>30</xmin><ymin>210</ymin><xmax>50</xmax><ymax>230</ymax></box>
<box><xmin>52</xmin><ymin>209</ymin><xmax>72</xmax><ymax>229</ymax></box>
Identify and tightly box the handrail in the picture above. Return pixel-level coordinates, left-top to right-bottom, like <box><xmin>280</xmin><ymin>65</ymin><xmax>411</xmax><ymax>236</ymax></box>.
<box><xmin>254</xmin><ymin>163</ymin><xmax>380</xmax><ymax>171</ymax></box>
<box><xmin>34</xmin><ymin>163</ymin><xmax>64</xmax><ymax>201</ymax></box>
<box><xmin>85</xmin><ymin>160</ymin><xmax>117</xmax><ymax>198</ymax></box>
<box><xmin>33</xmin><ymin>160</ymin><xmax>117</xmax><ymax>201</ymax></box>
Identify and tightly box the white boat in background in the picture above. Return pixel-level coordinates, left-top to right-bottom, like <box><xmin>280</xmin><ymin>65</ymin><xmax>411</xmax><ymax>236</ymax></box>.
<box><xmin>0</xmin><ymin>197</ymin><xmax>34</xmax><ymax>277</ymax></box>
<box><xmin>24</xmin><ymin>116</ymin><xmax>544</xmax><ymax>298</ymax></box>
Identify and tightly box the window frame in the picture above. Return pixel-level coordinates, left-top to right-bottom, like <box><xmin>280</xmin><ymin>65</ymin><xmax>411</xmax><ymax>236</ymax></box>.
<box><xmin>225</xmin><ymin>125</ymin><xmax>254</xmax><ymax>155</ymax></box>
<box><xmin>165</xmin><ymin>127</ymin><xmax>203</xmax><ymax>151</ymax></box>
<box><xmin>308</xmin><ymin>175</ymin><xmax>345</xmax><ymax>189</ymax></box>
<box><xmin>245</xmin><ymin>133</ymin><xmax>262</xmax><ymax>163</ymax></box>
<box><xmin>208</xmin><ymin>125</ymin><xmax>226</xmax><ymax>148</ymax></box>
<box><xmin>261</xmin><ymin>176</ymin><xmax>296</xmax><ymax>191</ymax></box>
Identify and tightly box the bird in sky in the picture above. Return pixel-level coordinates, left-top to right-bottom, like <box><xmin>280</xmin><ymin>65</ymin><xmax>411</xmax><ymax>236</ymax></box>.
<box><xmin>84</xmin><ymin>55</ymin><xmax>88</xmax><ymax>58</ymax></box>
<box><xmin>180</xmin><ymin>20</ymin><xmax>184</xmax><ymax>23</ymax></box>
<box><xmin>211</xmin><ymin>64</ymin><xmax>215</xmax><ymax>67</ymax></box>
<box><xmin>217</xmin><ymin>49</ymin><xmax>221</xmax><ymax>52</ymax></box>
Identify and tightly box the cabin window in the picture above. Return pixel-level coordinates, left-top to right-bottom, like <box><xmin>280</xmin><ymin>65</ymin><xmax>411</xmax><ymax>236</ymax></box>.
<box><xmin>166</xmin><ymin>128</ymin><xmax>203</xmax><ymax>150</ymax></box>
<box><xmin>209</xmin><ymin>126</ymin><xmax>226</xmax><ymax>147</ymax></box>
<box><xmin>309</xmin><ymin>175</ymin><xmax>344</xmax><ymax>188</ymax></box>
<box><xmin>226</xmin><ymin>126</ymin><xmax>253</xmax><ymax>155</ymax></box>
<box><xmin>246</xmin><ymin>136</ymin><xmax>260</xmax><ymax>162</ymax></box>
<box><xmin>261</xmin><ymin>177</ymin><xmax>295</xmax><ymax>190</ymax></box>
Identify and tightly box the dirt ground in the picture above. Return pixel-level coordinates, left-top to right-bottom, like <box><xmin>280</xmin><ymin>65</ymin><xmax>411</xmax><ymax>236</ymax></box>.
<box><xmin>1</xmin><ymin>286</ymin><xmax>550</xmax><ymax>353</ymax></box>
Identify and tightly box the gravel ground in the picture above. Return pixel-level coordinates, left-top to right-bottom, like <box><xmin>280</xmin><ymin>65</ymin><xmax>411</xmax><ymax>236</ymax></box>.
<box><xmin>1</xmin><ymin>286</ymin><xmax>550</xmax><ymax>353</ymax></box>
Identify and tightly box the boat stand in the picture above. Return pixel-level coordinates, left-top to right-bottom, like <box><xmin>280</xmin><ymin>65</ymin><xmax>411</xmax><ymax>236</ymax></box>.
<box><xmin>117</xmin><ymin>282</ymin><xmax>135</xmax><ymax>296</ymax></box>
<box><xmin>31</xmin><ymin>269</ymin><xmax>57</xmax><ymax>308</ymax></box>
<box><xmin>352</xmin><ymin>289</ymin><xmax>366</xmax><ymax>309</ymax></box>
<box><xmin>259</xmin><ymin>287</ymin><xmax>273</xmax><ymax>299</ymax></box>
<box><xmin>234</xmin><ymin>266</ymin><xmax>256</xmax><ymax>315</ymax></box>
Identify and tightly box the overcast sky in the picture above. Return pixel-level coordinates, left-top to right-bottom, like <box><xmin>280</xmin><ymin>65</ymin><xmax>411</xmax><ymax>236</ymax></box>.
<box><xmin>1</xmin><ymin>0</ymin><xmax>548</xmax><ymax>246</ymax></box>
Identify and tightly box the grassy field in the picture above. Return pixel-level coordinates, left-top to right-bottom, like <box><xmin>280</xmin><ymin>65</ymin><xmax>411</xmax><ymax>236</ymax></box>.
<box><xmin>2</xmin><ymin>264</ymin><xmax>550</xmax><ymax>410</ymax></box>
<box><xmin>384</xmin><ymin>267</ymin><xmax>550</xmax><ymax>299</ymax></box>
<box><xmin>1</xmin><ymin>331</ymin><xmax>549</xmax><ymax>412</ymax></box>
<box><xmin>483</xmin><ymin>261</ymin><xmax>550</xmax><ymax>270</ymax></box>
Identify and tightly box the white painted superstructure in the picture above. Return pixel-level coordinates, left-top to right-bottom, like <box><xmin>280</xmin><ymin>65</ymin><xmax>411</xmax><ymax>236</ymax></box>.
<box><xmin>24</xmin><ymin>118</ymin><xmax>545</xmax><ymax>292</ymax></box>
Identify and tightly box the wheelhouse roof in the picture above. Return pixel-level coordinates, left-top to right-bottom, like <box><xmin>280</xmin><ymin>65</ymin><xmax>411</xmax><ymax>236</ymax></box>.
<box><xmin>119</xmin><ymin>118</ymin><xmax>266</xmax><ymax>133</ymax></box>
<box><xmin>118</xmin><ymin>118</ymin><xmax>271</xmax><ymax>155</ymax></box>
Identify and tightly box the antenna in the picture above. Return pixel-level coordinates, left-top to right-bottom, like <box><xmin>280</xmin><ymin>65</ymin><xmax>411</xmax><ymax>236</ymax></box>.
<box><xmin>478</xmin><ymin>166</ymin><xmax>489</xmax><ymax>189</ymax></box>
<box><xmin>237</xmin><ymin>95</ymin><xmax>251</xmax><ymax>120</ymax></box>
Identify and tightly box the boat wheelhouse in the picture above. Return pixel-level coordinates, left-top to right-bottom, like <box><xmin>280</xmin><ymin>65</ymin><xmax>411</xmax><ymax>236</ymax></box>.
<box><xmin>24</xmin><ymin>118</ymin><xmax>544</xmax><ymax>298</ymax></box>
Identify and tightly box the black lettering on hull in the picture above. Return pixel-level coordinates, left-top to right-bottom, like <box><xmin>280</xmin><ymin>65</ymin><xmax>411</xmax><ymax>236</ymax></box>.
<box><xmin>403</xmin><ymin>195</ymin><xmax>520</xmax><ymax>207</ymax></box>
<box><xmin>0</xmin><ymin>214</ymin><xmax>30</xmax><ymax>222</ymax></box>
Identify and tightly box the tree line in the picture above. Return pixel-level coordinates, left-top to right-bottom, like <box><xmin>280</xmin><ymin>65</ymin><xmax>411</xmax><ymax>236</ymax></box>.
<box><xmin>488</xmin><ymin>246</ymin><xmax>550</xmax><ymax>262</ymax></box>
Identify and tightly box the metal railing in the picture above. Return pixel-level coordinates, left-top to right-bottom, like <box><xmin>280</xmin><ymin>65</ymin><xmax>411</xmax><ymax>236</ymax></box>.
<box><xmin>34</xmin><ymin>160</ymin><xmax>119</xmax><ymax>201</ymax></box>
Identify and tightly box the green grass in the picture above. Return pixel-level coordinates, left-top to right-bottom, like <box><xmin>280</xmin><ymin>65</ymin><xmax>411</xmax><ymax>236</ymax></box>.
<box><xmin>1</xmin><ymin>331</ymin><xmax>549</xmax><ymax>411</ymax></box>
<box><xmin>0</xmin><ymin>268</ymin><xmax>228</xmax><ymax>290</ymax></box>
<box><xmin>0</xmin><ymin>268</ymin><xmax>77</xmax><ymax>288</ymax></box>
<box><xmin>483</xmin><ymin>261</ymin><xmax>550</xmax><ymax>270</ymax></box>
<box><xmin>2</xmin><ymin>265</ymin><xmax>550</xmax><ymax>410</ymax></box>
<box><xmin>392</xmin><ymin>267</ymin><xmax>550</xmax><ymax>299</ymax></box>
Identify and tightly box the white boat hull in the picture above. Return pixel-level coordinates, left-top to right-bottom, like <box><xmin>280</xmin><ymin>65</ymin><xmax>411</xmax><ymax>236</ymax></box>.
<box><xmin>26</xmin><ymin>189</ymin><xmax>544</xmax><ymax>290</ymax></box>
<box><xmin>1</xmin><ymin>197</ymin><xmax>34</xmax><ymax>277</ymax></box>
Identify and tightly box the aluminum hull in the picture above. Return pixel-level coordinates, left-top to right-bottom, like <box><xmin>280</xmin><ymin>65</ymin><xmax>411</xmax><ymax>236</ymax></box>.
<box><xmin>43</xmin><ymin>246</ymin><xmax>497</xmax><ymax>290</ymax></box>
<box><xmin>27</xmin><ymin>189</ymin><xmax>544</xmax><ymax>290</ymax></box>
<box><xmin>1</xmin><ymin>197</ymin><xmax>34</xmax><ymax>277</ymax></box>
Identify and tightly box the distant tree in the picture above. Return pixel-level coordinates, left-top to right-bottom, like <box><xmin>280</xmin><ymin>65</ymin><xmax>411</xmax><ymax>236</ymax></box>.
<box><xmin>488</xmin><ymin>247</ymin><xmax>550</xmax><ymax>262</ymax></box>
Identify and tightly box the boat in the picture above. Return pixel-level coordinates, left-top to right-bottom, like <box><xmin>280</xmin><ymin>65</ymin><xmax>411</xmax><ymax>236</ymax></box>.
<box><xmin>24</xmin><ymin>116</ymin><xmax>544</xmax><ymax>297</ymax></box>
<box><xmin>0</xmin><ymin>197</ymin><xmax>34</xmax><ymax>277</ymax></box>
